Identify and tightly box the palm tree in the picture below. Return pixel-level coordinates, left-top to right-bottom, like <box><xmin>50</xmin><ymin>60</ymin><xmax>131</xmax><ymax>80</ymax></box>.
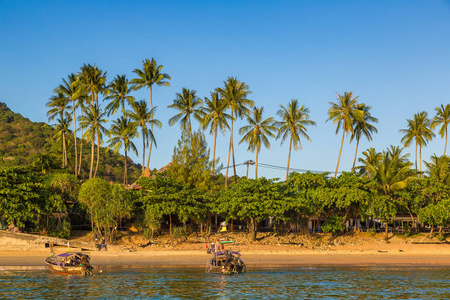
<box><xmin>199</xmin><ymin>91</ymin><xmax>232</xmax><ymax>183</ymax></box>
<box><xmin>350</xmin><ymin>103</ymin><xmax>378</xmax><ymax>171</ymax></box>
<box><xmin>431</xmin><ymin>104</ymin><xmax>450</xmax><ymax>156</ymax></box>
<box><xmin>400</xmin><ymin>111</ymin><xmax>435</xmax><ymax>172</ymax></box>
<box><xmin>274</xmin><ymin>99</ymin><xmax>316</xmax><ymax>180</ymax></box>
<box><xmin>217</xmin><ymin>77</ymin><xmax>254</xmax><ymax>187</ymax></box>
<box><xmin>108</xmin><ymin>116</ymin><xmax>139</xmax><ymax>184</ymax></box>
<box><xmin>424</xmin><ymin>154</ymin><xmax>450</xmax><ymax>185</ymax></box>
<box><xmin>56</xmin><ymin>73</ymin><xmax>85</xmax><ymax>177</ymax></box>
<box><xmin>79</xmin><ymin>64</ymin><xmax>107</xmax><ymax>108</ymax></box>
<box><xmin>78</xmin><ymin>64</ymin><xmax>107</xmax><ymax>176</ymax></box>
<box><xmin>79</xmin><ymin>104</ymin><xmax>108</xmax><ymax>179</ymax></box>
<box><xmin>168</xmin><ymin>88</ymin><xmax>203</xmax><ymax>139</ymax></box>
<box><xmin>326</xmin><ymin>91</ymin><xmax>363</xmax><ymax>177</ymax></box>
<box><xmin>128</xmin><ymin>100</ymin><xmax>162</xmax><ymax>174</ymax></box>
<box><xmin>105</xmin><ymin>75</ymin><xmax>135</xmax><ymax>117</ymax></box>
<box><xmin>46</xmin><ymin>92</ymin><xmax>71</xmax><ymax>122</ymax></box>
<box><xmin>131</xmin><ymin>58</ymin><xmax>171</xmax><ymax>170</ymax></box>
<box><xmin>53</xmin><ymin>114</ymin><xmax>72</xmax><ymax>168</ymax></box>
<box><xmin>356</xmin><ymin>147</ymin><xmax>382</xmax><ymax>179</ymax></box>
<box><xmin>239</xmin><ymin>106</ymin><xmax>278</xmax><ymax>179</ymax></box>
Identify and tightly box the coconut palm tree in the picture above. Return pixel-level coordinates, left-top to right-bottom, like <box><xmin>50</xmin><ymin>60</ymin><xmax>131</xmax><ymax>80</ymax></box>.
<box><xmin>131</xmin><ymin>58</ymin><xmax>171</xmax><ymax>170</ymax></box>
<box><xmin>356</xmin><ymin>147</ymin><xmax>382</xmax><ymax>179</ymax></box>
<box><xmin>78</xmin><ymin>64</ymin><xmax>107</xmax><ymax>108</ymax></box>
<box><xmin>128</xmin><ymin>100</ymin><xmax>162</xmax><ymax>174</ymax></box>
<box><xmin>274</xmin><ymin>99</ymin><xmax>316</xmax><ymax>180</ymax></box>
<box><xmin>199</xmin><ymin>91</ymin><xmax>232</xmax><ymax>183</ymax></box>
<box><xmin>53</xmin><ymin>114</ymin><xmax>72</xmax><ymax>168</ymax></box>
<box><xmin>374</xmin><ymin>146</ymin><xmax>415</xmax><ymax>195</ymax></box>
<box><xmin>400</xmin><ymin>111</ymin><xmax>435</xmax><ymax>172</ymax></box>
<box><xmin>431</xmin><ymin>104</ymin><xmax>450</xmax><ymax>156</ymax></box>
<box><xmin>327</xmin><ymin>91</ymin><xmax>364</xmax><ymax>177</ymax></box>
<box><xmin>46</xmin><ymin>92</ymin><xmax>71</xmax><ymax>122</ymax></box>
<box><xmin>350</xmin><ymin>103</ymin><xmax>378</xmax><ymax>171</ymax></box>
<box><xmin>239</xmin><ymin>106</ymin><xmax>278</xmax><ymax>179</ymax></box>
<box><xmin>105</xmin><ymin>75</ymin><xmax>135</xmax><ymax>117</ymax></box>
<box><xmin>56</xmin><ymin>73</ymin><xmax>85</xmax><ymax>177</ymax></box>
<box><xmin>79</xmin><ymin>104</ymin><xmax>108</xmax><ymax>179</ymax></box>
<box><xmin>424</xmin><ymin>154</ymin><xmax>450</xmax><ymax>185</ymax></box>
<box><xmin>108</xmin><ymin>116</ymin><xmax>139</xmax><ymax>184</ymax></box>
<box><xmin>217</xmin><ymin>77</ymin><xmax>254</xmax><ymax>187</ymax></box>
<box><xmin>168</xmin><ymin>88</ymin><xmax>203</xmax><ymax>139</ymax></box>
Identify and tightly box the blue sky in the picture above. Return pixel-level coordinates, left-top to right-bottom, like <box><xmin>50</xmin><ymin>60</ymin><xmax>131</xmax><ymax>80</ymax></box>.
<box><xmin>1</xmin><ymin>0</ymin><xmax>450</xmax><ymax>179</ymax></box>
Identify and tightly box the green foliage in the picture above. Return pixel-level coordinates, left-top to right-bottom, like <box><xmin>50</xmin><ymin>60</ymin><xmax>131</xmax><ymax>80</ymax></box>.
<box><xmin>321</xmin><ymin>216</ymin><xmax>345</xmax><ymax>234</ymax></box>
<box><xmin>169</xmin><ymin>131</ymin><xmax>211</xmax><ymax>190</ymax></box>
<box><xmin>78</xmin><ymin>178</ymin><xmax>134</xmax><ymax>242</ymax></box>
<box><xmin>218</xmin><ymin>178</ymin><xmax>292</xmax><ymax>240</ymax></box>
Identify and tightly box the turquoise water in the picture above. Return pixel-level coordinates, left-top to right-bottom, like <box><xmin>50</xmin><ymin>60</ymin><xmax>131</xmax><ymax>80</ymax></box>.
<box><xmin>0</xmin><ymin>267</ymin><xmax>449</xmax><ymax>299</ymax></box>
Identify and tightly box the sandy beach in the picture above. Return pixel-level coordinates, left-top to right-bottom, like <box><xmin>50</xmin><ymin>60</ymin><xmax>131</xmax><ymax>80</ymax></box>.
<box><xmin>1</xmin><ymin>240</ymin><xmax>449</xmax><ymax>269</ymax></box>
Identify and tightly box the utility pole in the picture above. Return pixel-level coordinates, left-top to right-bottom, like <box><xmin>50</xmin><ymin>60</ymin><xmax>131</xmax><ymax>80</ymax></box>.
<box><xmin>244</xmin><ymin>160</ymin><xmax>255</xmax><ymax>179</ymax></box>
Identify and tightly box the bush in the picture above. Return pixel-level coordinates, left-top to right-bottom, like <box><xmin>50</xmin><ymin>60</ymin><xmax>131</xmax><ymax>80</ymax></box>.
<box><xmin>172</xmin><ymin>226</ymin><xmax>187</xmax><ymax>239</ymax></box>
<box><xmin>321</xmin><ymin>217</ymin><xmax>345</xmax><ymax>235</ymax></box>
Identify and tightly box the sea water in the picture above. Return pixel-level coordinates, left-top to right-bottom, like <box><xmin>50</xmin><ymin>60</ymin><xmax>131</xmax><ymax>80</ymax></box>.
<box><xmin>0</xmin><ymin>266</ymin><xmax>449</xmax><ymax>299</ymax></box>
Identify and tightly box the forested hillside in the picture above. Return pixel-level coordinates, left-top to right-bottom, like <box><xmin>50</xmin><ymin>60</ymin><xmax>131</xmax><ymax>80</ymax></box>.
<box><xmin>0</xmin><ymin>102</ymin><xmax>142</xmax><ymax>182</ymax></box>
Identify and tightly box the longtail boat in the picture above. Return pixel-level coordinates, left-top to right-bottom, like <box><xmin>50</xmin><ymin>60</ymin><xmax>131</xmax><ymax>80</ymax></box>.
<box><xmin>206</xmin><ymin>250</ymin><xmax>246</xmax><ymax>275</ymax></box>
<box><xmin>45</xmin><ymin>252</ymin><xmax>94</xmax><ymax>276</ymax></box>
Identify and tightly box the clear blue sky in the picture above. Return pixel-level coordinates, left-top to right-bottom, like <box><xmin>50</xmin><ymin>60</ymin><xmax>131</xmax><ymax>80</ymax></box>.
<box><xmin>1</xmin><ymin>0</ymin><xmax>450</xmax><ymax>179</ymax></box>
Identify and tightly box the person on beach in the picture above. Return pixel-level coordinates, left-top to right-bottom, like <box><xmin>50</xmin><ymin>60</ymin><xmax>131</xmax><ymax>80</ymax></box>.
<box><xmin>101</xmin><ymin>238</ymin><xmax>108</xmax><ymax>251</ymax></box>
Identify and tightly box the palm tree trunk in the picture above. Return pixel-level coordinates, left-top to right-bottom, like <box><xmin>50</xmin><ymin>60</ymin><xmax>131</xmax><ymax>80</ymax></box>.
<box><xmin>142</xmin><ymin>131</ymin><xmax>146</xmax><ymax>175</ymax></box>
<box><xmin>188</xmin><ymin>114</ymin><xmax>192</xmax><ymax>140</ymax></box>
<box><xmin>415</xmin><ymin>141</ymin><xmax>418</xmax><ymax>171</ymax></box>
<box><xmin>89</xmin><ymin>134</ymin><xmax>95</xmax><ymax>179</ymax></box>
<box><xmin>73</xmin><ymin>99</ymin><xmax>78</xmax><ymax>177</ymax></box>
<box><xmin>124</xmin><ymin>149</ymin><xmax>128</xmax><ymax>184</ymax></box>
<box><xmin>225</xmin><ymin>112</ymin><xmax>234</xmax><ymax>189</ymax></box>
<box><xmin>419</xmin><ymin>145</ymin><xmax>422</xmax><ymax>174</ymax></box>
<box><xmin>232</xmin><ymin>141</ymin><xmax>237</xmax><ymax>184</ymax></box>
<box><xmin>444</xmin><ymin>127</ymin><xmax>448</xmax><ymax>156</ymax></box>
<box><xmin>334</xmin><ymin>130</ymin><xmax>346</xmax><ymax>177</ymax></box>
<box><xmin>94</xmin><ymin>131</ymin><xmax>100</xmax><ymax>178</ymax></box>
<box><xmin>255</xmin><ymin>147</ymin><xmax>260</xmax><ymax>179</ymax></box>
<box><xmin>62</xmin><ymin>133</ymin><xmax>66</xmax><ymax>168</ymax></box>
<box><xmin>211</xmin><ymin>125</ymin><xmax>217</xmax><ymax>184</ymax></box>
<box><xmin>146</xmin><ymin>86</ymin><xmax>153</xmax><ymax>170</ymax></box>
<box><xmin>78</xmin><ymin>109</ymin><xmax>84</xmax><ymax>175</ymax></box>
<box><xmin>286</xmin><ymin>135</ymin><xmax>293</xmax><ymax>180</ymax></box>
<box><xmin>352</xmin><ymin>138</ymin><xmax>360</xmax><ymax>171</ymax></box>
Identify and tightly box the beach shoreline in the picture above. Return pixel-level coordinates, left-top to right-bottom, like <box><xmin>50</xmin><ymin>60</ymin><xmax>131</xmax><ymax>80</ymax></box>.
<box><xmin>1</xmin><ymin>245</ymin><xmax>449</xmax><ymax>268</ymax></box>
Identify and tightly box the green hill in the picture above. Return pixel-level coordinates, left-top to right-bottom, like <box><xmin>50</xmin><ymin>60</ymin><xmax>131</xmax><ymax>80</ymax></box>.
<box><xmin>0</xmin><ymin>102</ymin><xmax>141</xmax><ymax>182</ymax></box>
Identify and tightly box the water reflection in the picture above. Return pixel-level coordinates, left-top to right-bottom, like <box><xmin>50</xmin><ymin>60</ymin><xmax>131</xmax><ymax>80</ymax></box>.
<box><xmin>0</xmin><ymin>267</ymin><xmax>449</xmax><ymax>299</ymax></box>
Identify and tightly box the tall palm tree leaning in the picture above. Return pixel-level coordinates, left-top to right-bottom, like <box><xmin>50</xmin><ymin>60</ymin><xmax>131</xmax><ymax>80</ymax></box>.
<box><xmin>199</xmin><ymin>91</ymin><xmax>232</xmax><ymax>184</ymax></box>
<box><xmin>239</xmin><ymin>106</ymin><xmax>278</xmax><ymax>179</ymax></box>
<box><xmin>431</xmin><ymin>104</ymin><xmax>450</xmax><ymax>156</ymax></box>
<box><xmin>131</xmin><ymin>58</ymin><xmax>170</xmax><ymax>171</ymax></box>
<box><xmin>326</xmin><ymin>91</ymin><xmax>364</xmax><ymax>177</ymax></box>
<box><xmin>105</xmin><ymin>74</ymin><xmax>135</xmax><ymax>118</ymax></box>
<box><xmin>46</xmin><ymin>92</ymin><xmax>72</xmax><ymax>168</ymax></box>
<box><xmin>108</xmin><ymin>116</ymin><xmax>139</xmax><ymax>184</ymax></box>
<box><xmin>79</xmin><ymin>104</ymin><xmax>108</xmax><ymax>179</ymax></box>
<box><xmin>56</xmin><ymin>73</ymin><xmax>84</xmax><ymax>177</ymax></box>
<box><xmin>217</xmin><ymin>77</ymin><xmax>254</xmax><ymax>188</ymax></box>
<box><xmin>350</xmin><ymin>103</ymin><xmax>378</xmax><ymax>171</ymax></box>
<box><xmin>128</xmin><ymin>100</ymin><xmax>162</xmax><ymax>174</ymax></box>
<box><xmin>400</xmin><ymin>111</ymin><xmax>435</xmax><ymax>172</ymax></box>
<box><xmin>168</xmin><ymin>88</ymin><xmax>203</xmax><ymax>140</ymax></box>
<box><xmin>274</xmin><ymin>99</ymin><xmax>316</xmax><ymax>180</ymax></box>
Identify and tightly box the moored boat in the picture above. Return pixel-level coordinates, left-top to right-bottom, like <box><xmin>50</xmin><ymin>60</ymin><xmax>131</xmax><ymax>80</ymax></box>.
<box><xmin>206</xmin><ymin>250</ymin><xmax>246</xmax><ymax>275</ymax></box>
<box><xmin>45</xmin><ymin>252</ymin><xmax>94</xmax><ymax>276</ymax></box>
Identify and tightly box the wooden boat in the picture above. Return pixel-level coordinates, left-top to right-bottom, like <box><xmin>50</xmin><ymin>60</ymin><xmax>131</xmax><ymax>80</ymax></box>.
<box><xmin>45</xmin><ymin>252</ymin><xmax>94</xmax><ymax>276</ymax></box>
<box><xmin>206</xmin><ymin>250</ymin><xmax>246</xmax><ymax>275</ymax></box>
